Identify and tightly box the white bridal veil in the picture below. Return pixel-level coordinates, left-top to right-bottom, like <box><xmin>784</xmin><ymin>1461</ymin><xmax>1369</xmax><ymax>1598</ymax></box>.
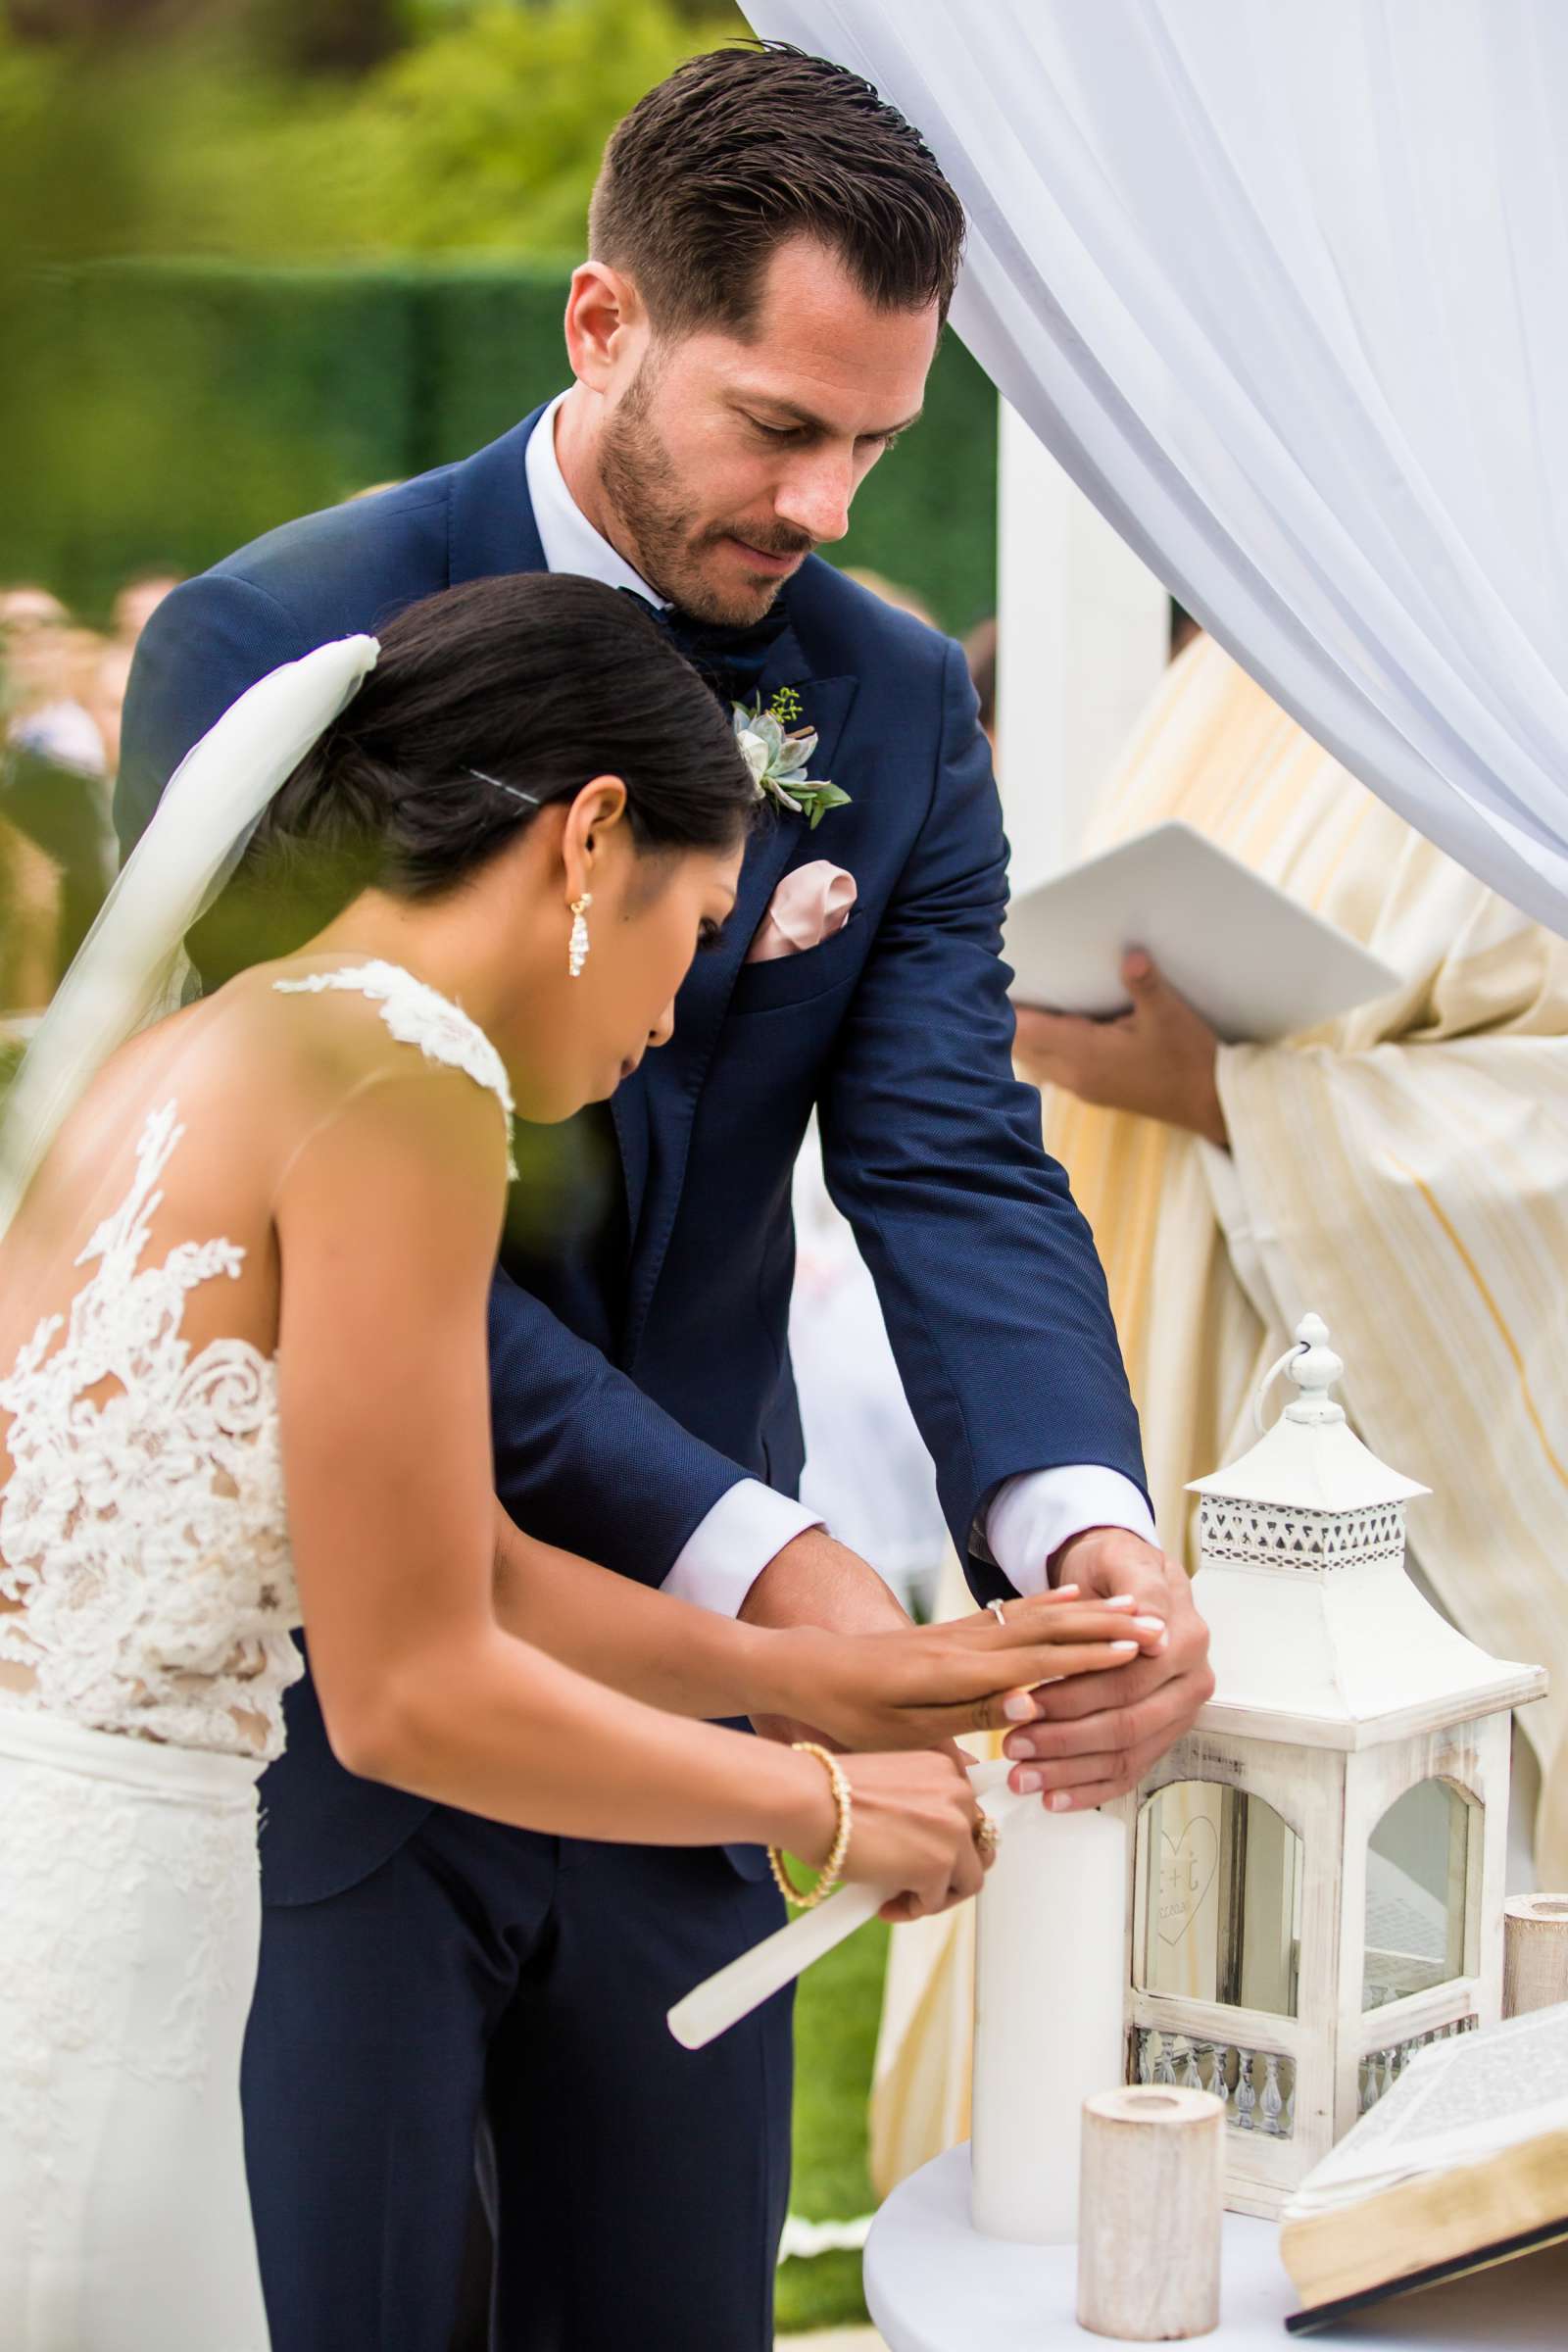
<box><xmin>0</xmin><ymin>635</ymin><xmax>379</xmax><ymax>1231</ymax></box>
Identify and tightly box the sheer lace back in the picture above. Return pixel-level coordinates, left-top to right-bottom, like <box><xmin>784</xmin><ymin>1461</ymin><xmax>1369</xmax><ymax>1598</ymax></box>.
<box><xmin>0</xmin><ymin>961</ymin><xmax>514</xmax><ymax>1758</ymax></box>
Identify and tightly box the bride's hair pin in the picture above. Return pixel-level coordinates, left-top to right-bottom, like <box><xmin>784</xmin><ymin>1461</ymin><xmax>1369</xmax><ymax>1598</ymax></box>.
<box><xmin>466</xmin><ymin>766</ymin><xmax>540</xmax><ymax>808</ymax></box>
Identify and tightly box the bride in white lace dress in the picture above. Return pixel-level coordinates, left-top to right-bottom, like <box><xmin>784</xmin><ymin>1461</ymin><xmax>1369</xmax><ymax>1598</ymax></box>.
<box><xmin>0</xmin><ymin>574</ymin><xmax>1155</xmax><ymax>2349</ymax></box>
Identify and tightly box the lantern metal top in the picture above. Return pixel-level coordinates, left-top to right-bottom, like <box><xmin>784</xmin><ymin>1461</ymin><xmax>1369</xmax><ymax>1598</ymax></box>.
<box><xmin>1184</xmin><ymin>1313</ymin><xmax>1545</xmax><ymax>1746</ymax></box>
<box><xmin>1188</xmin><ymin>1314</ymin><xmax>1428</xmax><ymax>1513</ymax></box>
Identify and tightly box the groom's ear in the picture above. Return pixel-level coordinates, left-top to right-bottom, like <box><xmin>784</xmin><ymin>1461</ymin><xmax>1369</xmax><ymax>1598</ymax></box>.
<box><xmin>565</xmin><ymin>262</ymin><xmax>648</xmax><ymax>394</ymax></box>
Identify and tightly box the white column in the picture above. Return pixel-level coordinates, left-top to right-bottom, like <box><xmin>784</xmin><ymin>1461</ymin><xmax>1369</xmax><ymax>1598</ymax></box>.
<box><xmin>995</xmin><ymin>398</ymin><xmax>1170</xmax><ymax>892</ymax></box>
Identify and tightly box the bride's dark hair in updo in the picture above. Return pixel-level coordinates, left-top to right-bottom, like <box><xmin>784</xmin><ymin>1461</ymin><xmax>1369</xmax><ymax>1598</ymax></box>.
<box><xmin>205</xmin><ymin>572</ymin><xmax>756</xmax><ymax>981</ymax></box>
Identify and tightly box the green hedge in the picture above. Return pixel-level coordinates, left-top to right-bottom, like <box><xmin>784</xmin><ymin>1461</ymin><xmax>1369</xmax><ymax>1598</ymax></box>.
<box><xmin>4</xmin><ymin>258</ymin><xmax>998</xmax><ymax>634</ymax></box>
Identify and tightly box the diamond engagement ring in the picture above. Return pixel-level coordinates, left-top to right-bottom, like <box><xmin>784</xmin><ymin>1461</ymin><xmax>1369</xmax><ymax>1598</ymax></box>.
<box><xmin>986</xmin><ymin>1598</ymin><xmax>1007</xmax><ymax>1626</ymax></box>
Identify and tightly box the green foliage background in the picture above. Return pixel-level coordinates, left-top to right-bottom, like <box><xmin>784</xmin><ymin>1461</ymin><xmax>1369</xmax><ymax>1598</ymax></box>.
<box><xmin>6</xmin><ymin>255</ymin><xmax>998</xmax><ymax>632</ymax></box>
<box><xmin>1</xmin><ymin>0</ymin><xmax>998</xmax><ymax>631</ymax></box>
<box><xmin>1</xmin><ymin>1</ymin><xmax>739</xmax><ymax>262</ymax></box>
<box><xmin>777</xmin><ymin>1920</ymin><xmax>889</xmax><ymax>2333</ymax></box>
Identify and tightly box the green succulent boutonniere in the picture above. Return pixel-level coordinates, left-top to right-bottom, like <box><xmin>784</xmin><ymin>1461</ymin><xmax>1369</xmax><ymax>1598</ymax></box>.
<box><xmin>733</xmin><ymin>687</ymin><xmax>852</xmax><ymax>830</ymax></box>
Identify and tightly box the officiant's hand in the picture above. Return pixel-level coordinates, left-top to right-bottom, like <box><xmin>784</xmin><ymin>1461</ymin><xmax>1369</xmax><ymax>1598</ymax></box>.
<box><xmin>1012</xmin><ymin>951</ymin><xmax>1229</xmax><ymax>1147</ymax></box>
<box><xmin>1003</xmin><ymin>1528</ymin><xmax>1213</xmax><ymax>1809</ymax></box>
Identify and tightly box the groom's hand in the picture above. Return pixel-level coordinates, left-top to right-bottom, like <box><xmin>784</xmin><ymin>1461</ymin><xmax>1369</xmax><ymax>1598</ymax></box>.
<box><xmin>1004</xmin><ymin>1527</ymin><xmax>1213</xmax><ymax>1809</ymax></box>
<box><xmin>739</xmin><ymin>1526</ymin><xmax>910</xmax><ymax>1748</ymax></box>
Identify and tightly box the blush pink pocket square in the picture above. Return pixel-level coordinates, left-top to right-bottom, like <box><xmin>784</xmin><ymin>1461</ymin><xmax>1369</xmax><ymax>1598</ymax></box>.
<box><xmin>746</xmin><ymin>860</ymin><xmax>858</xmax><ymax>964</ymax></box>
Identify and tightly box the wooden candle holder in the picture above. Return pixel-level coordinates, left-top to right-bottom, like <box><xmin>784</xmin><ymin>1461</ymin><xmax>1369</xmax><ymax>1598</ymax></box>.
<box><xmin>1077</xmin><ymin>2085</ymin><xmax>1224</xmax><ymax>2341</ymax></box>
<box><xmin>1502</xmin><ymin>1894</ymin><xmax>1568</xmax><ymax>2019</ymax></box>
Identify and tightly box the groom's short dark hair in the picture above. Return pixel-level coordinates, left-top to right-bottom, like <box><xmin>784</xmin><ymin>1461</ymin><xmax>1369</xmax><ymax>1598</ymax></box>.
<box><xmin>589</xmin><ymin>42</ymin><xmax>965</xmax><ymax>336</ymax></box>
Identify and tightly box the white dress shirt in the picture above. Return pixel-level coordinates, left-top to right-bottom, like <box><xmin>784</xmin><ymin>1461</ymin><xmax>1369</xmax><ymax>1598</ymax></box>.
<box><xmin>524</xmin><ymin>394</ymin><xmax>1155</xmax><ymax>1612</ymax></box>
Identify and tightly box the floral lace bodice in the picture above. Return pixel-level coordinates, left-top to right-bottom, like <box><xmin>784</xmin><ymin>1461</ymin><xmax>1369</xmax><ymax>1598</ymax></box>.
<box><xmin>0</xmin><ymin>961</ymin><xmax>514</xmax><ymax>1760</ymax></box>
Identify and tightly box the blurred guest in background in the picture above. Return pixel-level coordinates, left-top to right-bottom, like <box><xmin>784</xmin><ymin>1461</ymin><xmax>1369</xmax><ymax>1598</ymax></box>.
<box><xmin>1</xmin><ymin>594</ymin><xmax>118</xmax><ymax>979</ymax></box>
<box><xmin>111</xmin><ymin>567</ymin><xmax>183</xmax><ymax>650</ymax></box>
<box><xmin>1</xmin><ymin>588</ymin><xmax>75</xmax><ymax>738</ymax></box>
<box><xmin>0</xmin><ymin>574</ymin><xmax>164</xmax><ymax>1013</ymax></box>
<box><xmin>87</xmin><ymin>638</ymin><xmax>135</xmax><ymax>776</ymax></box>
<box><xmin>0</xmin><ymin>587</ymin><xmax>69</xmax><ymax>654</ymax></box>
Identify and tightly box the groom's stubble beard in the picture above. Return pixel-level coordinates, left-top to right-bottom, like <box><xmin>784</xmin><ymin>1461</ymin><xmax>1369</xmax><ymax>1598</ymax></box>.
<box><xmin>597</xmin><ymin>352</ymin><xmax>814</xmax><ymax>625</ymax></box>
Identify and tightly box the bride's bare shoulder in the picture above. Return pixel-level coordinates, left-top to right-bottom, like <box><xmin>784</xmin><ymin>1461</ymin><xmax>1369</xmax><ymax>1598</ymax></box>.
<box><xmin>238</xmin><ymin>958</ymin><xmax>513</xmax><ymax>1191</ymax></box>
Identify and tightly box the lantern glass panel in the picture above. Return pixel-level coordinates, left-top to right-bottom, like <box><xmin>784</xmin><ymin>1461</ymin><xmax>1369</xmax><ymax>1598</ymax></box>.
<box><xmin>1363</xmin><ymin>1779</ymin><xmax>1472</xmax><ymax>2011</ymax></box>
<box><xmin>1135</xmin><ymin>1782</ymin><xmax>1302</xmax><ymax>2017</ymax></box>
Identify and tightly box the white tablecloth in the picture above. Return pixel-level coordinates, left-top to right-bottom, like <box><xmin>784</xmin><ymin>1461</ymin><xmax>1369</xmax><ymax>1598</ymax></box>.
<box><xmin>864</xmin><ymin>2143</ymin><xmax>1566</xmax><ymax>2348</ymax></box>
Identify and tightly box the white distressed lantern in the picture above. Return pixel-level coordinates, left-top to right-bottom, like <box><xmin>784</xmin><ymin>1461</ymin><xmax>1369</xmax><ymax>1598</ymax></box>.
<box><xmin>1116</xmin><ymin>1313</ymin><xmax>1546</xmax><ymax>2218</ymax></box>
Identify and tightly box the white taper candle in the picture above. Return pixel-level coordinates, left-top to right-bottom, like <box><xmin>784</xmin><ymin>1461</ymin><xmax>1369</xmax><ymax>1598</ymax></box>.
<box><xmin>968</xmin><ymin>1760</ymin><xmax>1128</xmax><ymax>2244</ymax></box>
<box><xmin>667</xmin><ymin>1769</ymin><xmax>1035</xmax><ymax>2051</ymax></box>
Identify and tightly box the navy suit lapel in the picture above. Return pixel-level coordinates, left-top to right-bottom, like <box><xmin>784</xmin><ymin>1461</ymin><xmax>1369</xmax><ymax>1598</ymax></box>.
<box><xmin>447</xmin><ymin>407</ymin><xmax>550</xmax><ymax>584</ymax></box>
<box><xmin>446</xmin><ymin>404</ymin><xmax>655</xmax><ymax>1239</ymax></box>
<box><xmin>624</xmin><ymin>618</ymin><xmax>858</xmax><ymax>1362</ymax></box>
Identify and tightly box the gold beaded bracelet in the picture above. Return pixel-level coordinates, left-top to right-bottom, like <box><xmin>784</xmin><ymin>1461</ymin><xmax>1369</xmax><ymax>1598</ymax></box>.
<box><xmin>768</xmin><ymin>1741</ymin><xmax>853</xmax><ymax>1909</ymax></box>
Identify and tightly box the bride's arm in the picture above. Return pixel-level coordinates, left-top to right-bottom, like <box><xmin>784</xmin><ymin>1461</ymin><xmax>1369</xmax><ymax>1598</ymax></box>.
<box><xmin>491</xmin><ymin>1510</ymin><xmax>806</xmax><ymax>1722</ymax></box>
<box><xmin>492</xmin><ymin>1511</ymin><xmax>1163</xmax><ymax>1749</ymax></box>
<box><xmin>271</xmin><ymin>1069</ymin><xmax>977</xmax><ymax>1894</ymax></box>
<box><xmin>273</xmin><ymin>1069</ymin><xmax>806</xmax><ymax>1846</ymax></box>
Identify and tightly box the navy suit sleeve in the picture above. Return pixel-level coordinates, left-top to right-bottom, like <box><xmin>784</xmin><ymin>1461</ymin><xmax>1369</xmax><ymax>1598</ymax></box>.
<box><xmin>817</xmin><ymin>641</ymin><xmax>1149</xmax><ymax>1593</ymax></box>
<box><xmin>487</xmin><ymin>1270</ymin><xmax>746</xmax><ymax>1585</ymax></box>
<box><xmin>118</xmin><ymin>570</ymin><xmax>751</xmax><ymax>1589</ymax></box>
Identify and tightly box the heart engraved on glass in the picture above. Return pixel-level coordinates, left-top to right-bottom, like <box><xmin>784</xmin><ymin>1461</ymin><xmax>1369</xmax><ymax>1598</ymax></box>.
<box><xmin>1157</xmin><ymin>1818</ymin><xmax>1219</xmax><ymax>1947</ymax></box>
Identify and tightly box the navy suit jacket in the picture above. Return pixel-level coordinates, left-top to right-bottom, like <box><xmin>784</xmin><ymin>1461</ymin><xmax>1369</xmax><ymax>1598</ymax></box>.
<box><xmin>118</xmin><ymin>406</ymin><xmax>1148</xmax><ymax>1903</ymax></box>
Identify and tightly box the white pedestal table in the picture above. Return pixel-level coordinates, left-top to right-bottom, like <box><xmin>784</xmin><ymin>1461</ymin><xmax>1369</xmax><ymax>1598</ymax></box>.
<box><xmin>865</xmin><ymin>2145</ymin><xmax>1568</xmax><ymax>2350</ymax></box>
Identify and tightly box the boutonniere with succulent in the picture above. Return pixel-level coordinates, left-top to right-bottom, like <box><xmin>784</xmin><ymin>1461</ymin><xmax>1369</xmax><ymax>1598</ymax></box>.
<box><xmin>733</xmin><ymin>687</ymin><xmax>851</xmax><ymax>831</ymax></box>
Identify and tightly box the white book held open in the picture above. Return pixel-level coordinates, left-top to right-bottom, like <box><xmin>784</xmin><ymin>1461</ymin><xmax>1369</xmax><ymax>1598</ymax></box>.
<box><xmin>1004</xmin><ymin>821</ymin><xmax>1401</xmax><ymax>1043</ymax></box>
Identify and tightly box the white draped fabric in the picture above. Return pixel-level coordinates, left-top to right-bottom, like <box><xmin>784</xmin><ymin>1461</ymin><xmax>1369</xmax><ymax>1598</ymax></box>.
<box><xmin>749</xmin><ymin>0</ymin><xmax>1568</xmax><ymax>936</ymax></box>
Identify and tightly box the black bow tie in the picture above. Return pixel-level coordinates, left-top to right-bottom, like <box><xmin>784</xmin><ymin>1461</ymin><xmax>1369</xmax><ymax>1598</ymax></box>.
<box><xmin>619</xmin><ymin>588</ymin><xmax>791</xmax><ymax>706</ymax></box>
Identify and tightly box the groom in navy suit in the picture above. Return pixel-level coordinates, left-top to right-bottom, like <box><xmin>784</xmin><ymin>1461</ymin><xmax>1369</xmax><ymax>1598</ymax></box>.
<box><xmin>120</xmin><ymin>43</ymin><xmax>1211</xmax><ymax>2352</ymax></box>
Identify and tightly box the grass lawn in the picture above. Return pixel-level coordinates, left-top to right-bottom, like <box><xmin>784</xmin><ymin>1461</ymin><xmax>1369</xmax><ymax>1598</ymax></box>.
<box><xmin>775</xmin><ymin>1917</ymin><xmax>890</xmax><ymax>2334</ymax></box>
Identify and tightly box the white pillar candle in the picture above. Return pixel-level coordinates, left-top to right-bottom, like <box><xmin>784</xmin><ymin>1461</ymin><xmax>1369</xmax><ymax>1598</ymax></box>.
<box><xmin>969</xmin><ymin>1763</ymin><xmax>1128</xmax><ymax>2243</ymax></box>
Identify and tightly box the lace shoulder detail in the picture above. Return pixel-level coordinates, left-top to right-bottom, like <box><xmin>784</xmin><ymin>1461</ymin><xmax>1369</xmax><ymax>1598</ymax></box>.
<box><xmin>0</xmin><ymin>1100</ymin><xmax>299</xmax><ymax>1759</ymax></box>
<box><xmin>273</xmin><ymin>959</ymin><xmax>516</xmax><ymax>1176</ymax></box>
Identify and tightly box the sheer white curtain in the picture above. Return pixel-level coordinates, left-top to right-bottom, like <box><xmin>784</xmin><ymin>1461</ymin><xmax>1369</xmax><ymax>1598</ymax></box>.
<box><xmin>751</xmin><ymin>0</ymin><xmax>1568</xmax><ymax>934</ymax></box>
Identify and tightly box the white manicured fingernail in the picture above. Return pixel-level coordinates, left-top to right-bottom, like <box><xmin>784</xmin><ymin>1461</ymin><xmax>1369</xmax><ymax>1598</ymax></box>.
<box><xmin>1049</xmin><ymin>1792</ymin><xmax>1073</xmax><ymax>1812</ymax></box>
<box><xmin>1133</xmin><ymin>1616</ymin><xmax>1165</xmax><ymax>1633</ymax></box>
<box><xmin>1111</xmin><ymin>1639</ymin><xmax>1139</xmax><ymax>1653</ymax></box>
<box><xmin>1003</xmin><ymin>1693</ymin><xmax>1035</xmax><ymax>1722</ymax></box>
<box><xmin>1054</xmin><ymin>1584</ymin><xmax>1080</xmax><ymax>1597</ymax></box>
<box><xmin>1014</xmin><ymin>1769</ymin><xmax>1043</xmax><ymax>1793</ymax></box>
<box><xmin>1103</xmin><ymin>1594</ymin><xmax>1137</xmax><ymax>1609</ymax></box>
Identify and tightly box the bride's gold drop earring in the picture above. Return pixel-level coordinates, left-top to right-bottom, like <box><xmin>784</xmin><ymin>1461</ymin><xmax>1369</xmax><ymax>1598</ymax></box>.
<box><xmin>568</xmin><ymin>894</ymin><xmax>593</xmax><ymax>979</ymax></box>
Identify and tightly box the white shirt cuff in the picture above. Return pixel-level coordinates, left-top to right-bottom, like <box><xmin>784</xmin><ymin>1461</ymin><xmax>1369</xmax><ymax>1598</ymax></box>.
<box><xmin>661</xmin><ymin>1480</ymin><xmax>824</xmax><ymax>1619</ymax></box>
<box><xmin>985</xmin><ymin>1467</ymin><xmax>1157</xmax><ymax>1596</ymax></box>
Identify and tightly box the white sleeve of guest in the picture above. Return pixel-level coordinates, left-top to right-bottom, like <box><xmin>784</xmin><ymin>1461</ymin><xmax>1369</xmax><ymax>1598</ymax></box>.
<box><xmin>660</xmin><ymin>1480</ymin><xmax>824</xmax><ymax>1618</ymax></box>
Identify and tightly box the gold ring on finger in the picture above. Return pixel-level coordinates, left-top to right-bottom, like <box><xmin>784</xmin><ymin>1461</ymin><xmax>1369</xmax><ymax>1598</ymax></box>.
<box><xmin>974</xmin><ymin>1816</ymin><xmax>1001</xmax><ymax>1856</ymax></box>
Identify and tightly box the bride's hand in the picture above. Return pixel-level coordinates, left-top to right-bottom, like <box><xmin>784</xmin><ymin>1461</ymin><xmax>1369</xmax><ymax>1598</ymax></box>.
<box><xmin>767</xmin><ymin>1592</ymin><xmax>1167</xmax><ymax>1754</ymax></box>
<box><xmin>801</xmin><ymin>1748</ymin><xmax>991</xmax><ymax>1922</ymax></box>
